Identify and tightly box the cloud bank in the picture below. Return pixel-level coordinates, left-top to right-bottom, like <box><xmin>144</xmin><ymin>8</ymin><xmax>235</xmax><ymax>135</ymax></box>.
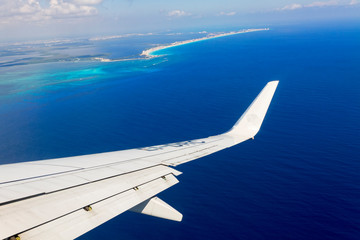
<box><xmin>279</xmin><ymin>0</ymin><xmax>358</xmax><ymax>10</ymax></box>
<box><xmin>0</xmin><ymin>0</ymin><xmax>103</xmax><ymax>23</ymax></box>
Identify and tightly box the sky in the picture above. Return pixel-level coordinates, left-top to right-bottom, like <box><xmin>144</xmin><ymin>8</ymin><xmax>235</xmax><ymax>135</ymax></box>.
<box><xmin>0</xmin><ymin>0</ymin><xmax>359</xmax><ymax>42</ymax></box>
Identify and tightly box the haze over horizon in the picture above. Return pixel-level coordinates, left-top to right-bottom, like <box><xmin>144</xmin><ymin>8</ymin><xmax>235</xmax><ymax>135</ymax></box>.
<box><xmin>1</xmin><ymin>0</ymin><xmax>360</xmax><ymax>42</ymax></box>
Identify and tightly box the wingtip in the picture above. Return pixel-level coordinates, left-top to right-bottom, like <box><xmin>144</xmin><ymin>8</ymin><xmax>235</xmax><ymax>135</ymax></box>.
<box><xmin>268</xmin><ymin>80</ymin><xmax>279</xmax><ymax>85</ymax></box>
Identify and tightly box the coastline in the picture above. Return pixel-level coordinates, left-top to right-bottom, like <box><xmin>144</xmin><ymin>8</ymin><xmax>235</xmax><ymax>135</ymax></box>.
<box><xmin>90</xmin><ymin>28</ymin><xmax>269</xmax><ymax>63</ymax></box>
<box><xmin>141</xmin><ymin>28</ymin><xmax>269</xmax><ymax>58</ymax></box>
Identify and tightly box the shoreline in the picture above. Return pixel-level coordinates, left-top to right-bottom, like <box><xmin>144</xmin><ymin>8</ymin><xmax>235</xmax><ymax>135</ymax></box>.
<box><xmin>141</xmin><ymin>28</ymin><xmax>269</xmax><ymax>58</ymax></box>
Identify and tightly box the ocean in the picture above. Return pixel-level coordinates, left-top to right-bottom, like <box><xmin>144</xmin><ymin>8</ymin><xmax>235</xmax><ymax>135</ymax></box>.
<box><xmin>0</xmin><ymin>23</ymin><xmax>359</xmax><ymax>239</ymax></box>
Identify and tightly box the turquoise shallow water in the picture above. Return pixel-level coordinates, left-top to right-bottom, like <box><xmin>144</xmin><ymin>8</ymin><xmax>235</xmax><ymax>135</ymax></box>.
<box><xmin>0</xmin><ymin>24</ymin><xmax>359</xmax><ymax>239</ymax></box>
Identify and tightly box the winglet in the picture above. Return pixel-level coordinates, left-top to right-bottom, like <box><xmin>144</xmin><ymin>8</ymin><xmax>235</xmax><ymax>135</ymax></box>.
<box><xmin>226</xmin><ymin>81</ymin><xmax>279</xmax><ymax>143</ymax></box>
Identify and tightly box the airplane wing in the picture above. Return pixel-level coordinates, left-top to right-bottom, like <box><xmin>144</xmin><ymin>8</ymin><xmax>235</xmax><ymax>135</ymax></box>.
<box><xmin>0</xmin><ymin>81</ymin><xmax>278</xmax><ymax>240</ymax></box>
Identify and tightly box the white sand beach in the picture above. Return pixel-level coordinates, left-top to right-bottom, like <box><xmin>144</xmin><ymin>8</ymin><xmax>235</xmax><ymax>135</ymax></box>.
<box><xmin>141</xmin><ymin>28</ymin><xmax>269</xmax><ymax>58</ymax></box>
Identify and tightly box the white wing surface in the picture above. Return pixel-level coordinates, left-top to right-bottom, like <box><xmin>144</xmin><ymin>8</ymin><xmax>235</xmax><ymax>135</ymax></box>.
<box><xmin>0</xmin><ymin>81</ymin><xmax>278</xmax><ymax>240</ymax></box>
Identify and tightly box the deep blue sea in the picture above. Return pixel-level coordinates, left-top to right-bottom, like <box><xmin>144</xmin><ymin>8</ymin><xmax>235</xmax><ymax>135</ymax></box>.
<box><xmin>0</xmin><ymin>23</ymin><xmax>359</xmax><ymax>239</ymax></box>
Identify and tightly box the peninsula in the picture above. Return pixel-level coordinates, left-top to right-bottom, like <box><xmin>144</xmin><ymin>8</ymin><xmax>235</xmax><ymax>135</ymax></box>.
<box><xmin>141</xmin><ymin>28</ymin><xmax>269</xmax><ymax>58</ymax></box>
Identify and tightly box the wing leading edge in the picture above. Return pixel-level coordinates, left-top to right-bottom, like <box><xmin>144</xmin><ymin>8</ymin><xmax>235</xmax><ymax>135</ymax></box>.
<box><xmin>0</xmin><ymin>81</ymin><xmax>278</xmax><ymax>240</ymax></box>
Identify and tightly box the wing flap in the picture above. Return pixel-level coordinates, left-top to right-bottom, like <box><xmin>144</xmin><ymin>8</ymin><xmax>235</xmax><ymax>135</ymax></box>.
<box><xmin>19</xmin><ymin>174</ymin><xmax>179</xmax><ymax>240</ymax></box>
<box><xmin>0</xmin><ymin>165</ymin><xmax>180</xmax><ymax>240</ymax></box>
<box><xmin>0</xmin><ymin>160</ymin><xmax>174</xmax><ymax>205</ymax></box>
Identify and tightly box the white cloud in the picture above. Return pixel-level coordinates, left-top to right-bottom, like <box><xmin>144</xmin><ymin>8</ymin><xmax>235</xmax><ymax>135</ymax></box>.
<box><xmin>280</xmin><ymin>3</ymin><xmax>303</xmax><ymax>10</ymax></box>
<box><xmin>218</xmin><ymin>11</ymin><xmax>237</xmax><ymax>16</ymax></box>
<box><xmin>167</xmin><ymin>10</ymin><xmax>191</xmax><ymax>17</ymax></box>
<box><xmin>18</xmin><ymin>0</ymin><xmax>42</xmax><ymax>14</ymax></box>
<box><xmin>0</xmin><ymin>0</ymin><xmax>102</xmax><ymax>24</ymax></box>
<box><xmin>47</xmin><ymin>0</ymin><xmax>98</xmax><ymax>16</ymax></box>
<box><xmin>279</xmin><ymin>0</ymin><xmax>357</xmax><ymax>10</ymax></box>
<box><xmin>305</xmin><ymin>0</ymin><xmax>339</xmax><ymax>7</ymax></box>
